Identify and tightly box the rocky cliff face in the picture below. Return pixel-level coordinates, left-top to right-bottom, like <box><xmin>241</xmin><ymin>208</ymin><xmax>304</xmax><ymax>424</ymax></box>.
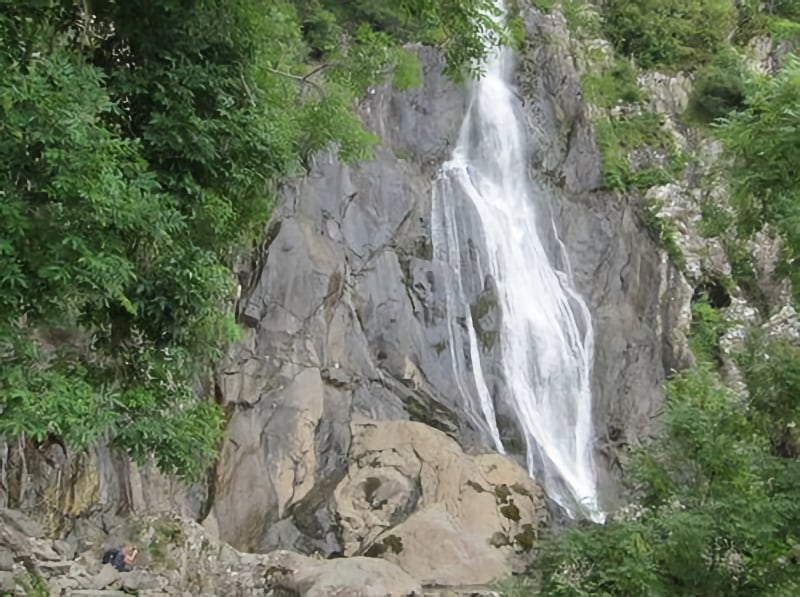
<box><xmin>0</xmin><ymin>7</ymin><xmax>700</xmax><ymax>591</ymax></box>
<box><xmin>207</xmin><ymin>7</ymin><xmax>685</xmax><ymax>554</ymax></box>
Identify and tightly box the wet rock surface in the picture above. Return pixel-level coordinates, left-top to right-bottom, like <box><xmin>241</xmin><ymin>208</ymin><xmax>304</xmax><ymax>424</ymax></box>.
<box><xmin>517</xmin><ymin>8</ymin><xmax>692</xmax><ymax>501</ymax></box>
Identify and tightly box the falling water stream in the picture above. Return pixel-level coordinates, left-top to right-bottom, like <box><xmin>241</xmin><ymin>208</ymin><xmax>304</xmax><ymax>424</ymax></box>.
<box><xmin>431</xmin><ymin>5</ymin><xmax>603</xmax><ymax>521</ymax></box>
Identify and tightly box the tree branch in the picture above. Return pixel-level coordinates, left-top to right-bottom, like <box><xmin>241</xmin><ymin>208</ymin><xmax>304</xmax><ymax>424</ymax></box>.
<box><xmin>265</xmin><ymin>66</ymin><xmax>325</xmax><ymax>98</ymax></box>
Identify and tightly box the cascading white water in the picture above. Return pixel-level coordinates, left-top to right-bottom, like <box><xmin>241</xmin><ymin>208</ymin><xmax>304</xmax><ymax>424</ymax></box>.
<box><xmin>431</xmin><ymin>5</ymin><xmax>603</xmax><ymax>521</ymax></box>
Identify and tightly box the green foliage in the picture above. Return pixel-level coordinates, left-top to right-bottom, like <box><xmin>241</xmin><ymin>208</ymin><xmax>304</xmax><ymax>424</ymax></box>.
<box><xmin>529</xmin><ymin>0</ymin><xmax>601</xmax><ymax>39</ymax></box>
<box><xmin>728</xmin><ymin>241</ymin><xmax>768</xmax><ymax>310</ymax></box>
<box><xmin>640</xmin><ymin>201</ymin><xmax>685</xmax><ymax>269</ymax></box>
<box><xmin>688</xmin><ymin>294</ymin><xmax>725</xmax><ymax>365</ymax></box>
<box><xmin>582</xmin><ymin>57</ymin><xmax>644</xmax><ymax>108</ymax></box>
<box><xmin>734</xmin><ymin>0</ymin><xmax>800</xmax><ymax>43</ymax></box>
<box><xmin>733</xmin><ymin>0</ymin><xmax>772</xmax><ymax>43</ymax></box>
<box><xmin>0</xmin><ymin>353</ymin><xmax>118</xmax><ymax>448</ymax></box>
<box><xmin>535</xmin><ymin>519</ymin><xmax>660</xmax><ymax>595</ymax></box>
<box><xmin>392</xmin><ymin>49</ymin><xmax>424</xmax><ymax>90</ymax></box>
<box><xmin>737</xmin><ymin>331</ymin><xmax>800</xmax><ymax>458</ymax></box>
<box><xmin>0</xmin><ymin>0</ymin><xmax>507</xmax><ymax>479</ymax></box>
<box><xmin>529</xmin><ymin>364</ymin><xmax>800</xmax><ymax>596</ymax></box>
<box><xmin>773</xmin><ymin>0</ymin><xmax>800</xmax><ymax>19</ymax></box>
<box><xmin>602</xmin><ymin>0</ymin><xmax>735</xmax><ymax>70</ymax></box>
<box><xmin>16</xmin><ymin>571</ymin><xmax>49</xmax><ymax>597</ymax></box>
<box><xmin>696</xmin><ymin>196</ymin><xmax>767</xmax><ymax>308</ymax></box>
<box><xmin>771</xmin><ymin>16</ymin><xmax>800</xmax><ymax>44</ymax></box>
<box><xmin>559</xmin><ymin>0</ymin><xmax>603</xmax><ymax>38</ymax></box>
<box><xmin>496</xmin><ymin>574</ymin><xmax>539</xmax><ymax>596</ymax></box>
<box><xmin>714</xmin><ymin>56</ymin><xmax>800</xmax><ymax>302</ymax></box>
<box><xmin>530</xmin><ymin>0</ymin><xmax>557</xmax><ymax>11</ymax></box>
<box><xmin>698</xmin><ymin>196</ymin><xmax>735</xmax><ymax>238</ymax></box>
<box><xmin>685</xmin><ymin>51</ymin><xmax>747</xmax><ymax>124</ymax></box>
<box><xmin>298</xmin><ymin>0</ymin><xmax>514</xmax><ymax>80</ymax></box>
<box><xmin>594</xmin><ymin>112</ymin><xmax>686</xmax><ymax>192</ymax></box>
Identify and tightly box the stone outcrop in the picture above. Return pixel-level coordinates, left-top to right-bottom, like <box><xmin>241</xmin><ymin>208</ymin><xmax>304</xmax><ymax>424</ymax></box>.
<box><xmin>0</xmin><ymin>508</ymin><xmax>423</xmax><ymax>596</ymax></box>
<box><xmin>255</xmin><ymin>420</ymin><xmax>547</xmax><ymax>585</ymax></box>
<box><xmin>331</xmin><ymin>422</ymin><xmax>547</xmax><ymax>585</ymax></box>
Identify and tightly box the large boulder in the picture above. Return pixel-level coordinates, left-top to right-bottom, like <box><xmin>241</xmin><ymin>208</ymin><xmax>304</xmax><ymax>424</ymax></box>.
<box><xmin>333</xmin><ymin>421</ymin><xmax>548</xmax><ymax>586</ymax></box>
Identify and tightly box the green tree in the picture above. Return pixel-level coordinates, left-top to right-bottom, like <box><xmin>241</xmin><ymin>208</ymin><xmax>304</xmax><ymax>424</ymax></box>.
<box><xmin>737</xmin><ymin>331</ymin><xmax>800</xmax><ymax>459</ymax></box>
<box><xmin>685</xmin><ymin>51</ymin><xmax>747</xmax><ymax>124</ymax></box>
<box><xmin>534</xmin><ymin>363</ymin><xmax>800</xmax><ymax>596</ymax></box>
<box><xmin>602</xmin><ymin>0</ymin><xmax>735</xmax><ymax>70</ymax></box>
<box><xmin>715</xmin><ymin>56</ymin><xmax>800</xmax><ymax>301</ymax></box>
<box><xmin>522</xmin><ymin>298</ymin><xmax>800</xmax><ymax>595</ymax></box>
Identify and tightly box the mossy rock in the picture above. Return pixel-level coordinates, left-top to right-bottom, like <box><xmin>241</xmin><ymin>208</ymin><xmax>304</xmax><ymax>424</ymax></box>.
<box><xmin>414</xmin><ymin>236</ymin><xmax>433</xmax><ymax>260</ymax></box>
<box><xmin>471</xmin><ymin>289</ymin><xmax>500</xmax><ymax>351</ymax></box>
<box><xmin>494</xmin><ymin>484</ymin><xmax>511</xmax><ymax>504</ymax></box>
<box><xmin>432</xmin><ymin>340</ymin><xmax>448</xmax><ymax>355</ymax></box>
<box><xmin>153</xmin><ymin>519</ymin><xmax>185</xmax><ymax>544</ymax></box>
<box><xmin>509</xmin><ymin>483</ymin><xmax>533</xmax><ymax>499</ymax></box>
<box><xmin>467</xmin><ymin>480</ymin><xmax>487</xmax><ymax>493</ymax></box>
<box><xmin>470</xmin><ymin>292</ymin><xmax>498</xmax><ymax>321</ymax></box>
<box><xmin>364</xmin><ymin>534</ymin><xmax>404</xmax><ymax>557</ymax></box>
<box><xmin>513</xmin><ymin>524</ymin><xmax>538</xmax><ymax>553</ymax></box>
<box><xmin>403</xmin><ymin>394</ymin><xmax>458</xmax><ymax>435</ymax></box>
<box><xmin>500</xmin><ymin>501</ymin><xmax>521</xmax><ymax>522</ymax></box>
<box><xmin>490</xmin><ymin>531</ymin><xmax>511</xmax><ymax>548</ymax></box>
<box><xmin>146</xmin><ymin>517</ymin><xmax>185</xmax><ymax>570</ymax></box>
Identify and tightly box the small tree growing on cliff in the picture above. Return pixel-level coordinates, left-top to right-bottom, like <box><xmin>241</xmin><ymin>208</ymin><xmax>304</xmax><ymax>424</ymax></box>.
<box><xmin>602</xmin><ymin>0</ymin><xmax>735</xmax><ymax>70</ymax></box>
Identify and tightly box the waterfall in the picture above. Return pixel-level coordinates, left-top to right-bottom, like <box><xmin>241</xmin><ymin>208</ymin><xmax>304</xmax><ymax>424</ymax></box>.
<box><xmin>431</xmin><ymin>8</ymin><xmax>603</xmax><ymax>521</ymax></box>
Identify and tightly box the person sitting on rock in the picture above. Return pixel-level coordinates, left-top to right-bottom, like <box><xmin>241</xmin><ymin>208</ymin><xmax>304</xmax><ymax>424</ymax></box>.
<box><xmin>102</xmin><ymin>543</ymin><xmax>138</xmax><ymax>572</ymax></box>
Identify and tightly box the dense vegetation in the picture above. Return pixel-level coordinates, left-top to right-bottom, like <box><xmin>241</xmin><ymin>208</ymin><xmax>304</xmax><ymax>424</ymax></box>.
<box><xmin>0</xmin><ymin>0</ymin><xmax>508</xmax><ymax>480</ymax></box>
<box><xmin>603</xmin><ymin>0</ymin><xmax>734</xmax><ymax>70</ymax></box>
<box><xmin>715</xmin><ymin>56</ymin><xmax>800</xmax><ymax>303</ymax></box>
<box><xmin>546</xmin><ymin>0</ymin><xmax>800</xmax><ymax>202</ymax></box>
<box><xmin>502</xmin><ymin>1</ymin><xmax>800</xmax><ymax>595</ymax></box>
<box><xmin>526</xmin><ymin>320</ymin><xmax>800</xmax><ymax>595</ymax></box>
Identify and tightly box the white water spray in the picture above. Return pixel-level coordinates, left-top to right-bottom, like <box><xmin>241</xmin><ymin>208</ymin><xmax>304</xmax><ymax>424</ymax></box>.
<box><xmin>431</xmin><ymin>6</ymin><xmax>603</xmax><ymax>521</ymax></box>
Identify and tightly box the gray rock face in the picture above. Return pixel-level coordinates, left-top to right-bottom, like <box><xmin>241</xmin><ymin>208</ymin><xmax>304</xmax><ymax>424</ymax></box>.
<box><xmin>0</xmin><ymin>572</ymin><xmax>15</xmax><ymax>595</ymax></box>
<box><xmin>207</xmin><ymin>11</ymin><xmax>683</xmax><ymax>546</ymax></box>
<box><xmin>206</xmin><ymin>46</ymin><xmax>508</xmax><ymax>553</ymax></box>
